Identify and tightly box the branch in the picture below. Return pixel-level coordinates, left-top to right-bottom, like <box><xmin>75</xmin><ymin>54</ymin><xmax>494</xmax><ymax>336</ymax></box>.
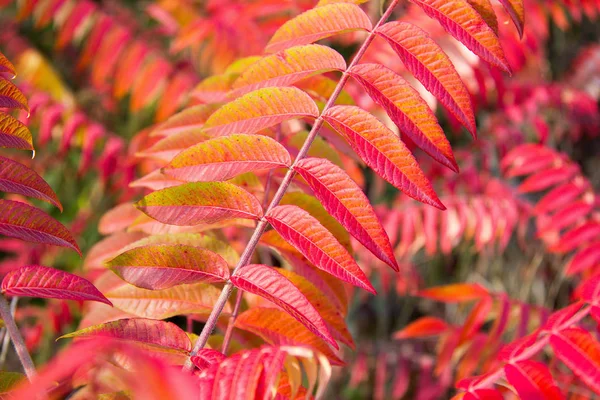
<box><xmin>182</xmin><ymin>0</ymin><xmax>400</xmax><ymax>373</ymax></box>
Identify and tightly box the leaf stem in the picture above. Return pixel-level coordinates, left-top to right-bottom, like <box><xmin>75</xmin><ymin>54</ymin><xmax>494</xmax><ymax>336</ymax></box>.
<box><xmin>183</xmin><ymin>0</ymin><xmax>399</xmax><ymax>373</ymax></box>
<box><xmin>221</xmin><ymin>289</ymin><xmax>243</xmax><ymax>355</ymax></box>
<box><xmin>0</xmin><ymin>295</ymin><xmax>36</xmax><ymax>380</ymax></box>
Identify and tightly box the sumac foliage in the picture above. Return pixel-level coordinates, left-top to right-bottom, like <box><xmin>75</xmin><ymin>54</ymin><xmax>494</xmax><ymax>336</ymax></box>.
<box><xmin>0</xmin><ymin>0</ymin><xmax>599</xmax><ymax>398</ymax></box>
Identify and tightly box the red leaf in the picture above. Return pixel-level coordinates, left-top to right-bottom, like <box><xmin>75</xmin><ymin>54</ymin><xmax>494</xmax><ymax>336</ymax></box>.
<box><xmin>107</xmin><ymin>244</ymin><xmax>230</xmax><ymax>290</ymax></box>
<box><xmin>0</xmin><ymin>156</ymin><xmax>62</xmax><ymax>210</ymax></box>
<box><xmin>549</xmin><ymin>222</ymin><xmax>600</xmax><ymax>254</ymax></box>
<box><xmin>410</xmin><ymin>0</ymin><xmax>511</xmax><ymax>73</ymax></box>
<box><xmin>2</xmin><ymin>265</ymin><xmax>110</xmax><ymax>305</ymax></box>
<box><xmin>567</xmin><ymin>241</ymin><xmax>600</xmax><ymax>276</ymax></box>
<box><xmin>163</xmin><ymin>134</ymin><xmax>291</xmax><ymax>182</ymax></box>
<box><xmin>504</xmin><ymin>360</ymin><xmax>564</xmax><ymax>400</ymax></box>
<box><xmin>136</xmin><ymin>182</ymin><xmax>263</xmax><ymax>226</ymax></box>
<box><xmin>375</xmin><ymin>22</ymin><xmax>475</xmax><ymax>137</ymax></box>
<box><xmin>498</xmin><ymin>0</ymin><xmax>525</xmax><ymax>38</ymax></box>
<box><xmin>322</xmin><ymin>105</ymin><xmax>443</xmax><ymax>209</ymax></box>
<box><xmin>394</xmin><ymin>317</ymin><xmax>449</xmax><ymax>339</ymax></box>
<box><xmin>59</xmin><ymin>318</ymin><xmax>192</xmax><ymax>354</ymax></box>
<box><xmin>266</xmin><ymin>205</ymin><xmax>375</xmax><ymax>293</ymax></box>
<box><xmin>231</xmin><ymin>264</ymin><xmax>337</xmax><ymax>348</ymax></box>
<box><xmin>203</xmin><ymin>87</ymin><xmax>318</xmax><ymax>136</ymax></box>
<box><xmin>534</xmin><ymin>182</ymin><xmax>589</xmax><ymax>215</ymax></box>
<box><xmin>295</xmin><ymin>157</ymin><xmax>398</xmax><ymax>270</ymax></box>
<box><xmin>419</xmin><ymin>283</ymin><xmax>489</xmax><ymax>302</ymax></box>
<box><xmin>0</xmin><ymin>199</ymin><xmax>80</xmax><ymax>254</ymax></box>
<box><xmin>519</xmin><ymin>165</ymin><xmax>580</xmax><ymax>193</ymax></box>
<box><xmin>0</xmin><ymin>78</ymin><xmax>28</xmax><ymax>111</ymax></box>
<box><xmin>265</xmin><ymin>3</ymin><xmax>372</xmax><ymax>53</ymax></box>
<box><xmin>0</xmin><ymin>113</ymin><xmax>33</xmax><ymax>151</ymax></box>
<box><xmin>537</xmin><ymin>200</ymin><xmax>593</xmax><ymax>236</ymax></box>
<box><xmin>577</xmin><ymin>274</ymin><xmax>600</xmax><ymax>305</ymax></box>
<box><xmin>349</xmin><ymin>63</ymin><xmax>457</xmax><ymax>171</ymax></box>
<box><xmin>550</xmin><ymin>328</ymin><xmax>600</xmax><ymax>395</ymax></box>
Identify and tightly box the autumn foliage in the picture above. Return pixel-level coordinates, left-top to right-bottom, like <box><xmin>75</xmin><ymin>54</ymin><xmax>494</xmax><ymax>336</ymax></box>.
<box><xmin>0</xmin><ymin>0</ymin><xmax>599</xmax><ymax>398</ymax></box>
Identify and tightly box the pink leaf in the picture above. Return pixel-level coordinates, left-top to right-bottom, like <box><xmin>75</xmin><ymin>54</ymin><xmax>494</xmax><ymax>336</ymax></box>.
<box><xmin>231</xmin><ymin>263</ymin><xmax>337</xmax><ymax>348</ymax></box>
<box><xmin>0</xmin><ymin>199</ymin><xmax>80</xmax><ymax>254</ymax></box>
<box><xmin>2</xmin><ymin>265</ymin><xmax>110</xmax><ymax>305</ymax></box>
<box><xmin>107</xmin><ymin>244</ymin><xmax>230</xmax><ymax>290</ymax></box>
<box><xmin>59</xmin><ymin>318</ymin><xmax>191</xmax><ymax>353</ymax></box>
<box><xmin>136</xmin><ymin>182</ymin><xmax>263</xmax><ymax>226</ymax></box>
<box><xmin>266</xmin><ymin>205</ymin><xmax>375</xmax><ymax>293</ymax></box>
<box><xmin>0</xmin><ymin>156</ymin><xmax>62</xmax><ymax>210</ymax></box>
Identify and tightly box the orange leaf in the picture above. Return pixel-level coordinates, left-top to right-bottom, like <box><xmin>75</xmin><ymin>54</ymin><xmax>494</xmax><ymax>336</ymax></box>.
<box><xmin>0</xmin><ymin>52</ymin><xmax>16</xmax><ymax>77</ymax></box>
<box><xmin>163</xmin><ymin>134</ymin><xmax>291</xmax><ymax>182</ymax></box>
<box><xmin>375</xmin><ymin>22</ymin><xmax>475</xmax><ymax>137</ymax></box>
<box><xmin>322</xmin><ymin>105</ymin><xmax>443</xmax><ymax>209</ymax></box>
<box><xmin>0</xmin><ymin>79</ymin><xmax>29</xmax><ymax>112</ymax></box>
<box><xmin>411</xmin><ymin>0</ymin><xmax>511</xmax><ymax>73</ymax></box>
<box><xmin>499</xmin><ymin>0</ymin><xmax>525</xmax><ymax>38</ymax></box>
<box><xmin>0</xmin><ymin>113</ymin><xmax>33</xmax><ymax>150</ymax></box>
<box><xmin>418</xmin><ymin>283</ymin><xmax>489</xmax><ymax>302</ymax></box>
<box><xmin>266</xmin><ymin>3</ymin><xmax>372</xmax><ymax>53</ymax></box>
<box><xmin>231</xmin><ymin>44</ymin><xmax>346</xmax><ymax>96</ymax></box>
<box><xmin>394</xmin><ymin>317</ymin><xmax>449</xmax><ymax>339</ymax></box>
<box><xmin>203</xmin><ymin>87</ymin><xmax>319</xmax><ymax>136</ymax></box>
<box><xmin>235</xmin><ymin>307</ymin><xmax>343</xmax><ymax>365</ymax></box>
<box><xmin>349</xmin><ymin>63</ymin><xmax>457</xmax><ymax>171</ymax></box>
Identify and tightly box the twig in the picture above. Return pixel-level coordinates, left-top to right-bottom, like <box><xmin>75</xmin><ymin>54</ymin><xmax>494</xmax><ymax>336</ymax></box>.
<box><xmin>0</xmin><ymin>297</ymin><xmax>18</xmax><ymax>367</ymax></box>
<box><xmin>0</xmin><ymin>295</ymin><xmax>36</xmax><ymax>380</ymax></box>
